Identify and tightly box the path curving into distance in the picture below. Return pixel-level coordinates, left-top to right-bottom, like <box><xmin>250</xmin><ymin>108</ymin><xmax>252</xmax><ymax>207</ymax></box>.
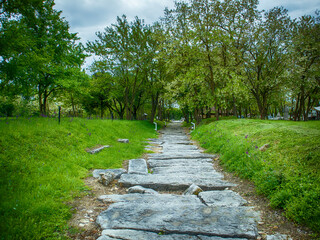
<box><xmin>96</xmin><ymin>122</ymin><xmax>260</xmax><ymax>240</ymax></box>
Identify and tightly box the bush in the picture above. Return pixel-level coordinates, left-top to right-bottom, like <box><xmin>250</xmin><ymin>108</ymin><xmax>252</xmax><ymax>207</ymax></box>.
<box><xmin>0</xmin><ymin>101</ymin><xmax>15</xmax><ymax>117</ymax></box>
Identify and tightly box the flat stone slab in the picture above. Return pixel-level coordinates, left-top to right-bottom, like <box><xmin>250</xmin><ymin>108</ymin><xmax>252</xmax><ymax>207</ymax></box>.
<box><xmin>152</xmin><ymin>166</ymin><xmax>222</xmax><ymax>176</ymax></box>
<box><xmin>92</xmin><ymin>169</ymin><xmax>126</xmax><ymax>179</ymax></box>
<box><xmin>199</xmin><ymin>190</ymin><xmax>247</xmax><ymax>207</ymax></box>
<box><xmin>98</xmin><ymin>229</ymin><xmax>248</xmax><ymax>240</ymax></box>
<box><xmin>119</xmin><ymin>174</ymin><xmax>235</xmax><ymax>191</ymax></box>
<box><xmin>97</xmin><ymin>201</ymin><xmax>258</xmax><ymax>239</ymax></box>
<box><xmin>87</xmin><ymin>145</ymin><xmax>110</xmax><ymax>154</ymax></box>
<box><xmin>162</xmin><ymin>144</ymin><xmax>199</xmax><ymax>150</ymax></box>
<box><xmin>98</xmin><ymin>193</ymin><xmax>202</xmax><ymax>206</ymax></box>
<box><xmin>148</xmin><ymin>159</ymin><xmax>213</xmax><ymax>168</ymax></box>
<box><xmin>148</xmin><ymin>153</ymin><xmax>216</xmax><ymax>160</ymax></box>
<box><xmin>128</xmin><ymin>159</ymin><xmax>148</xmax><ymax>175</ymax></box>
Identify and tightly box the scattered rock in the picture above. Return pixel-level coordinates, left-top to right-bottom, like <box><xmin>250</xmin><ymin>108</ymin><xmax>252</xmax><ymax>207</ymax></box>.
<box><xmin>93</xmin><ymin>169</ymin><xmax>126</xmax><ymax>179</ymax></box>
<box><xmin>198</xmin><ymin>190</ymin><xmax>248</xmax><ymax>207</ymax></box>
<box><xmin>127</xmin><ymin>185</ymin><xmax>159</xmax><ymax>194</ymax></box>
<box><xmin>128</xmin><ymin>159</ymin><xmax>148</xmax><ymax>175</ymax></box>
<box><xmin>86</xmin><ymin>145</ymin><xmax>110</xmax><ymax>154</ymax></box>
<box><xmin>266</xmin><ymin>233</ymin><xmax>293</xmax><ymax>240</ymax></box>
<box><xmin>99</xmin><ymin>172</ymin><xmax>115</xmax><ymax>186</ymax></box>
<box><xmin>118</xmin><ymin>139</ymin><xmax>129</xmax><ymax>143</ymax></box>
<box><xmin>183</xmin><ymin>183</ymin><xmax>203</xmax><ymax>195</ymax></box>
<box><xmin>259</xmin><ymin>144</ymin><xmax>270</xmax><ymax>152</ymax></box>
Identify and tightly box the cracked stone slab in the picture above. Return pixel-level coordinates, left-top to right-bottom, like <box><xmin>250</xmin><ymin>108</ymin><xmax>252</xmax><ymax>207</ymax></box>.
<box><xmin>198</xmin><ymin>190</ymin><xmax>247</xmax><ymax>207</ymax></box>
<box><xmin>151</xmin><ymin>166</ymin><xmax>222</xmax><ymax>176</ymax></box>
<box><xmin>98</xmin><ymin>229</ymin><xmax>249</xmax><ymax>240</ymax></box>
<box><xmin>92</xmin><ymin>169</ymin><xmax>126</xmax><ymax>179</ymax></box>
<box><xmin>119</xmin><ymin>174</ymin><xmax>235</xmax><ymax>191</ymax></box>
<box><xmin>148</xmin><ymin>153</ymin><xmax>216</xmax><ymax>160</ymax></box>
<box><xmin>147</xmin><ymin>159</ymin><xmax>213</xmax><ymax>168</ymax></box>
<box><xmin>162</xmin><ymin>144</ymin><xmax>199</xmax><ymax>151</ymax></box>
<box><xmin>128</xmin><ymin>159</ymin><xmax>148</xmax><ymax>175</ymax></box>
<box><xmin>97</xmin><ymin>201</ymin><xmax>258</xmax><ymax>239</ymax></box>
<box><xmin>98</xmin><ymin>194</ymin><xmax>202</xmax><ymax>206</ymax></box>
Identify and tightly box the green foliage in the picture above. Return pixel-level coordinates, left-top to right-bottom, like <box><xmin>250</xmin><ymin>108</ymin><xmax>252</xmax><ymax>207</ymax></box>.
<box><xmin>192</xmin><ymin>119</ymin><xmax>320</xmax><ymax>233</ymax></box>
<box><xmin>0</xmin><ymin>117</ymin><xmax>157</xmax><ymax>239</ymax></box>
<box><xmin>0</xmin><ymin>100</ymin><xmax>15</xmax><ymax>117</ymax></box>
<box><xmin>0</xmin><ymin>0</ymin><xmax>87</xmax><ymax>115</ymax></box>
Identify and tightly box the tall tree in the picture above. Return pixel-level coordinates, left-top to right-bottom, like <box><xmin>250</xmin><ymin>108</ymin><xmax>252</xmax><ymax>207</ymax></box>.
<box><xmin>241</xmin><ymin>7</ymin><xmax>292</xmax><ymax>119</ymax></box>
<box><xmin>0</xmin><ymin>0</ymin><xmax>86</xmax><ymax>115</ymax></box>
<box><xmin>289</xmin><ymin>13</ymin><xmax>320</xmax><ymax>121</ymax></box>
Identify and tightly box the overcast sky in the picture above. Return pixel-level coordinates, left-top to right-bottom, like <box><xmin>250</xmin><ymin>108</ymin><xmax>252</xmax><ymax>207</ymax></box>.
<box><xmin>54</xmin><ymin>0</ymin><xmax>319</xmax><ymax>68</ymax></box>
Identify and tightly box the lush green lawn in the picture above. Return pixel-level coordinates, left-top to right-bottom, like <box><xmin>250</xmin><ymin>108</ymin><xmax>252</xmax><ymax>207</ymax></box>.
<box><xmin>192</xmin><ymin>119</ymin><xmax>320</xmax><ymax>233</ymax></box>
<box><xmin>0</xmin><ymin>117</ymin><xmax>157</xmax><ymax>239</ymax></box>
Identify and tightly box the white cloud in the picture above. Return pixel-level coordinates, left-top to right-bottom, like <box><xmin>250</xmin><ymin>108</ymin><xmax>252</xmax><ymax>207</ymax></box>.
<box><xmin>53</xmin><ymin>0</ymin><xmax>319</xmax><ymax>70</ymax></box>
<box><xmin>55</xmin><ymin>0</ymin><xmax>175</xmax><ymax>44</ymax></box>
<box><xmin>258</xmin><ymin>0</ymin><xmax>319</xmax><ymax>18</ymax></box>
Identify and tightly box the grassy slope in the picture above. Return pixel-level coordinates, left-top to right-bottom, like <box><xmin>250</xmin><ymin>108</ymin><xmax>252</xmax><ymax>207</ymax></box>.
<box><xmin>0</xmin><ymin>117</ymin><xmax>157</xmax><ymax>239</ymax></box>
<box><xmin>192</xmin><ymin>119</ymin><xmax>320</xmax><ymax>233</ymax></box>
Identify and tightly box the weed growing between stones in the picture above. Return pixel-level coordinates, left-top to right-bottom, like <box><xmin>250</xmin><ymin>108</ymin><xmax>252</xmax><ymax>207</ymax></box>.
<box><xmin>0</xmin><ymin>117</ymin><xmax>157</xmax><ymax>239</ymax></box>
<box><xmin>192</xmin><ymin>119</ymin><xmax>320</xmax><ymax>234</ymax></box>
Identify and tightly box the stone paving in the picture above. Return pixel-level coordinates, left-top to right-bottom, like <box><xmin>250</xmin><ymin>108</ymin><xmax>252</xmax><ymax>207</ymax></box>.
<box><xmin>96</xmin><ymin>122</ymin><xmax>260</xmax><ymax>240</ymax></box>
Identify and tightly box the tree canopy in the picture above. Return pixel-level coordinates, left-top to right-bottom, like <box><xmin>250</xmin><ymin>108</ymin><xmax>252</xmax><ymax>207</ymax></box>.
<box><xmin>0</xmin><ymin>0</ymin><xmax>319</xmax><ymax>121</ymax></box>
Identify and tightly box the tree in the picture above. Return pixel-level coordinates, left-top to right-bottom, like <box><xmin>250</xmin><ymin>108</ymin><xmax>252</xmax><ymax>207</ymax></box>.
<box><xmin>88</xmin><ymin>16</ymin><xmax>166</xmax><ymax>121</ymax></box>
<box><xmin>289</xmin><ymin>13</ymin><xmax>320</xmax><ymax>120</ymax></box>
<box><xmin>241</xmin><ymin>7</ymin><xmax>292</xmax><ymax>119</ymax></box>
<box><xmin>0</xmin><ymin>0</ymin><xmax>86</xmax><ymax>115</ymax></box>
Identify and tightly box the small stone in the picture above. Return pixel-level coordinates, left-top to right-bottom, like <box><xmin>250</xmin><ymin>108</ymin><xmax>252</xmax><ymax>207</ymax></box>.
<box><xmin>99</xmin><ymin>172</ymin><xmax>116</xmax><ymax>186</ymax></box>
<box><xmin>118</xmin><ymin>139</ymin><xmax>129</xmax><ymax>143</ymax></box>
<box><xmin>128</xmin><ymin>159</ymin><xmax>148</xmax><ymax>175</ymax></box>
<box><xmin>259</xmin><ymin>144</ymin><xmax>270</xmax><ymax>152</ymax></box>
<box><xmin>87</xmin><ymin>210</ymin><xmax>94</xmax><ymax>214</ymax></box>
<box><xmin>127</xmin><ymin>185</ymin><xmax>159</xmax><ymax>194</ymax></box>
<box><xmin>258</xmin><ymin>221</ymin><xmax>265</xmax><ymax>225</ymax></box>
<box><xmin>79</xmin><ymin>223</ymin><xmax>85</xmax><ymax>227</ymax></box>
<box><xmin>93</xmin><ymin>169</ymin><xmax>127</xmax><ymax>179</ymax></box>
<box><xmin>87</xmin><ymin>145</ymin><xmax>110</xmax><ymax>154</ymax></box>
<box><xmin>90</xmin><ymin>218</ymin><xmax>94</xmax><ymax>222</ymax></box>
<box><xmin>80</xmin><ymin>219</ymin><xmax>89</xmax><ymax>224</ymax></box>
<box><xmin>266</xmin><ymin>234</ymin><xmax>292</xmax><ymax>240</ymax></box>
<box><xmin>183</xmin><ymin>184</ymin><xmax>203</xmax><ymax>195</ymax></box>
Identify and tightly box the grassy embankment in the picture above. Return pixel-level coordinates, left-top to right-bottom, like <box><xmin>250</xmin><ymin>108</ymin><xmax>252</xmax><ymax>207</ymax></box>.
<box><xmin>192</xmin><ymin>119</ymin><xmax>320</xmax><ymax>234</ymax></box>
<box><xmin>0</xmin><ymin>117</ymin><xmax>157</xmax><ymax>239</ymax></box>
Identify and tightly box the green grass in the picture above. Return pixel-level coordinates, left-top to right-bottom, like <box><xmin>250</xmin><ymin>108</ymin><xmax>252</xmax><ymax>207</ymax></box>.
<box><xmin>192</xmin><ymin>119</ymin><xmax>320</xmax><ymax>234</ymax></box>
<box><xmin>0</xmin><ymin>117</ymin><xmax>157</xmax><ymax>239</ymax></box>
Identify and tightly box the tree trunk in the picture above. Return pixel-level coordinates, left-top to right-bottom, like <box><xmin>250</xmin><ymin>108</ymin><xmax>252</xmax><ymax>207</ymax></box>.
<box><xmin>215</xmin><ymin>104</ymin><xmax>219</xmax><ymax>121</ymax></box>
<box><xmin>150</xmin><ymin>92</ymin><xmax>159</xmax><ymax>124</ymax></box>
<box><xmin>232</xmin><ymin>96</ymin><xmax>237</xmax><ymax>117</ymax></box>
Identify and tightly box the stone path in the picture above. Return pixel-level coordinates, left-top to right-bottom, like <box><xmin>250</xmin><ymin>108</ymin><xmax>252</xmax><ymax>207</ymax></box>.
<box><xmin>96</xmin><ymin>122</ymin><xmax>260</xmax><ymax>240</ymax></box>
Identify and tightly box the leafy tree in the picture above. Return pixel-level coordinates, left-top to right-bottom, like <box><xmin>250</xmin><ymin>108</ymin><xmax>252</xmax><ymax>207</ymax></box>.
<box><xmin>0</xmin><ymin>0</ymin><xmax>86</xmax><ymax>115</ymax></box>
<box><xmin>289</xmin><ymin>13</ymin><xmax>320</xmax><ymax>120</ymax></box>
<box><xmin>241</xmin><ymin>7</ymin><xmax>292</xmax><ymax>119</ymax></box>
<box><xmin>88</xmin><ymin>15</ymin><xmax>166</xmax><ymax>121</ymax></box>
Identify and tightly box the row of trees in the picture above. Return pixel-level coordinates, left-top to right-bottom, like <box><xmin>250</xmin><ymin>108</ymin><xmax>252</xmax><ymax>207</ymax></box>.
<box><xmin>1</xmin><ymin>0</ymin><xmax>319</xmax><ymax>122</ymax></box>
<box><xmin>159</xmin><ymin>0</ymin><xmax>319</xmax><ymax>122</ymax></box>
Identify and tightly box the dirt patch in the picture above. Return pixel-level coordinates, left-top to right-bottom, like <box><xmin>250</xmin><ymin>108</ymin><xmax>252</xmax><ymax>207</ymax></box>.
<box><xmin>67</xmin><ymin>176</ymin><xmax>127</xmax><ymax>240</ymax></box>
